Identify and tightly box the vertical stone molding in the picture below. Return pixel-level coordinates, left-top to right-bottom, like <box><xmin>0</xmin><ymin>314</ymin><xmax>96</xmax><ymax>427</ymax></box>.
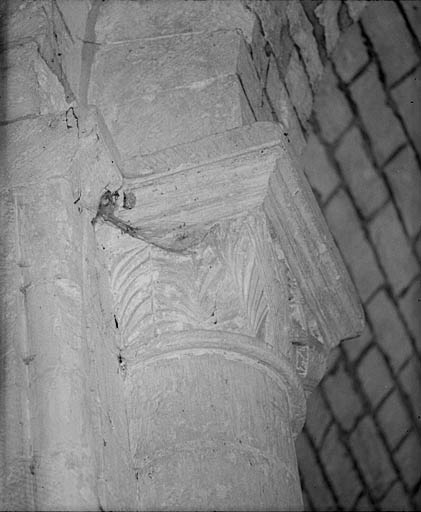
<box><xmin>0</xmin><ymin>113</ymin><xmax>98</xmax><ymax>510</ymax></box>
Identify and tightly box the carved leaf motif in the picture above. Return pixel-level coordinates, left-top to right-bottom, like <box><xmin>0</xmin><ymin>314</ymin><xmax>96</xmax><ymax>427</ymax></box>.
<box><xmin>218</xmin><ymin>220</ymin><xmax>269</xmax><ymax>340</ymax></box>
<box><xmin>101</xmin><ymin>213</ymin><xmax>297</xmax><ymax>354</ymax></box>
<box><xmin>110</xmin><ymin>241</ymin><xmax>202</xmax><ymax>349</ymax></box>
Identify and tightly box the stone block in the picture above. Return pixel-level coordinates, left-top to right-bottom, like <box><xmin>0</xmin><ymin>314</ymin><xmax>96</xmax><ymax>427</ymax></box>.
<box><xmin>285</xmin><ymin>48</ymin><xmax>313</xmax><ymax>126</ymax></box>
<box><xmin>0</xmin><ymin>113</ymin><xmax>78</xmax><ymax>187</ymax></box>
<box><xmin>398</xmin><ymin>357</ymin><xmax>421</xmax><ymax>418</ymax></box>
<box><xmin>295</xmin><ymin>433</ymin><xmax>337</xmax><ymax>510</ymax></box>
<box><xmin>302</xmin><ymin>132</ymin><xmax>340</xmax><ymax>203</ymax></box>
<box><xmin>357</xmin><ymin>346</ymin><xmax>393</xmax><ymax>407</ymax></box>
<box><xmin>380</xmin><ymin>481</ymin><xmax>413</xmax><ymax>511</ymax></box>
<box><xmin>237</xmin><ymin>37</ymin><xmax>266</xmax><ymax>118</ymax></box>
<box><xmin>89</xmin><ymin>31</ymin><xmax>260</xmax><ymax>170</ymax></box>
<box><xmin>399</xmin><ymin>279</ymin><xmax>421</xmax><ymax>349</ymax></box>
<box><xmin>265</xmin><ymin>56</ymin><xmax>306</xmax><ymax>156</ymax></box>
<box><xmin>286</xmin><ymin>0</ymin><xmax>323</xmax><ymax>88</ymax></box>
<box><xmin>52</xmin><ymin>0</ymin><xmax>90</xmax><ymax>101</ymax></box>
<box><xmin>320</xmin><ymin>424</ymin><xmax>362</xmax><ymax>510</ymax></box>
<box><xmin>323</xmin><ymin>364</ymin><xmax>363</xmax><ymax>431</ymax></box>
<box><xmin>350</xmin><ymin>64</ymin><xmax>406</xmax><ymax>165</ymax></box>
<box><xmin>401</xmin><ymin>0</ymin><xmax>421</xmax><ymax>45</ymax></box>
<box><xmin>392</xmin><ymin>68</ymin><xmax>421</xmax><ymax>158</ymax></box>
<box><xmin>250</xmin><ymin>19</ymin><xmax>270</xmax><ymax>81</ymax></box>
<box><xmin>417</xmin><ymin>234</ymin><xmax>421</xmax><ymax>260</ymax></box>
<box><xmin>343</xmin><ymin>322</ymin><xmax>373</xmax><ymax>361</ymax></box>
<box><xmin>332</xmin><ymin>23</ymin><xmax>369</xmax><ymax>83</ymax></box>
<box><xmin>315</xmin><ymin>0</ymin><xmax>341</xmax><ymax>54</ymax></box>
<box><xmin>376</xmin><ymin>390</ymin><xmax>412</xmax><ymax>450</ymax></box>
<box><xmin>369</xmin><ymin>203</ymin><xmax>419</xmax><ymax>295</ymax></box>
<box><xmin>367</xmin><ymin>290</ymin><xmax>413</xmax><ymax>371</ymax></box>
<box><xmin>253</xmin><ymin>89</ymin><xmax>273</xmax><ymax>122</ymax></box>
<box><xmin>0</xmin><ymin>42</ymin><xmax>67</xmax><ymax>122</ymax></box>
<box><xmin>349</xmin><ymin>416</ymin><xmax>396</xmax><ymax>500</ymax></box>
<box><xmin>362</xmin><ymin>2</ymin><xmax>418</xmax><ymax>85</ymax></box>
<box><xmin>247</xmin><ymin>0</ymin><xmax>288</xmax><ymax>66</ymax></box>
<box><xmin>325</xmin><ymin>190</ymin><xmax>384</xmax><ymax>302</ymax></box>
<box><xmin>395</xmin><ymin>431</ymin><xmax>421</xmax><ymax>489</ymax></box>
<box><xmin>346</xmin><ymin>0</ymin><xmax>369</xmax><ymax>22</ymax></box>
<box><xmin>384</xmin><ymin>145</ymin><xmax>421</xmax><ymax>237</ymax></box>
<box><xmin>0</xmin><ymin>0</ymin><xmax>48</xmax><ymax>44</ymax></box>
<box><xmin>314</xmin><ymin>65</ymin><xmax>353</xmax><ymax>143</ymax></box>
<box><xmin>354</xmin><ymin>494</ymin><xmax>374</xmax><ymax>511</ymax></box>
<box><xmin>95</xmin><ymin>0</ymin><xmax>255</xmax><ymax>43</ymax></box>
<box><xmin>304</xmin><ymin>389</ymin><xmax>332</xmax><ymax>449</ymax></box>
<box><xmin>335</xmin><ymin>126</ymin><xmax>388</xmax><ymax>217</ymax></box>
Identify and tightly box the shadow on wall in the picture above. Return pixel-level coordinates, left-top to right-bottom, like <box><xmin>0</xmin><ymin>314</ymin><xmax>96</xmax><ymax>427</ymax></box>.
<box><xmin>296</xmin><ymin>1</ymin><xmax>421</xmax><ymax>510</ymax></box>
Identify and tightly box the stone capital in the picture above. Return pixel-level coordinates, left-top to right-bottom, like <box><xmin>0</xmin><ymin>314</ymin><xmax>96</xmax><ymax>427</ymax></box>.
<box><xmin>96</xmin><ymin>122</ymin><xmax>363</xmax><ymax>410</ymax></box>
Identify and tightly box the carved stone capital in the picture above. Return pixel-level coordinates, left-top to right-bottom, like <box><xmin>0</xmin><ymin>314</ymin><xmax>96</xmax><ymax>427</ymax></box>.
<box><xmin>96</xmin><ymin>121</ymin><xmax>363</xmax><ymax>407</ymax></box>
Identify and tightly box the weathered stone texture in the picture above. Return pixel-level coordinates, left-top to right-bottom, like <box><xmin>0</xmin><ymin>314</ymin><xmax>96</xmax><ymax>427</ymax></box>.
<box><xmin>349</xmin><ymin>417</ymin><xmax>396</xmax><ymax>501</ymax></box>
<box><xmin>314</xmin><ymin>0</ymin><xmax>341</xmax><ymax>54</ymax></box>
<box><xmin>51</xmin><ymin>0</ymin><xmax>90</xmax><ymax>101</ymax></box>
<box><xmin>357</xmin><ymin>346</ymin><xmax>393</xmax><ymax>415</ymax></box>
<box><xmin>335</xmin><ymin>126</ymin><xmax>388</xmax><ymax>217</ymax></box>
<box><xmin>89</xmin><ymin>31</ymin><xmax>261</xmax><ymax>171</ymax></box>
<box><xmin>367</xmin><ymin>290</ymin><xmax>413</xmax><ymax>371</ymax></box>
<box><xmin>343</xmin><ymin>322</ymin><xmax>372</xmax><ymax>362</ymax></box>
<box><xmin>302</xmin><ymin>132</ymin><xmax>339</xmax><ymax>203</ymax></box>
<box><xmin>350</xmin><ymin>64</ymin><xmax>406</xmax><ymax>165</ymax></box>
<box><xmin>392</xmin><ymin>68</ymin><xmax>421</xmax><ymax>158</ymax></box>
<box><xmin>395</xmin><ymin>432</ymin><xmax>421</xmax><ymax>489</ymax></box>
<box><xmin>332</xmin><ymin>23</ymin><xmax>369</xmax><ymax>83</ymax></box>
<box><xmin>362</xmin><ymin>1</ymin><xmax>418</xmax><ymax>85</ymax></box>
<box><xmin>320</xmin><ymin>425</ymin><xmax>362</xmax><ymax>509</ymax></box>
<box><xmin>246</xmin><ymin>0</ymin><xmax>289</xmax><ymax>67</ymax></box>
<box><xmin>376</xmin><ymin>390</ymin><xmax>412</xmax><ymax>450</ymax></box>
<box><xmin>266</xmin><ymin>56</ymin><xmax>306</xmax><ymax>156</ymax></box>
<box><xmin>95</xmin><ymin>0</ymin><xmax>255</xmax><ymax>43</ymax></box>
<box><xmin>381</xmin><ymin>481</ymin><xmax>413</xmax><ymax>511</ymax></box>
<box><xmin>296</xmin><ymin>433</ymin><xmax>337</xmax><ymax>510</ymax></box>
<box><xmin>325</xmin><ymin>191</ymin><xmax>384</xmax><ymax>302</ymax></box>
<box><xmin>2</xmin><ymin>1</ymin><xmax>383</xmax><ymax>510</ymax></box>
<box><xmin>401</xmin><ymin>0</ymin><xmax>421</xmax><ymax>44</ymax></box>
<box><xmin>0</xmin><ymin>43</ymin><xmax>67</xmax><ymax>121</ymax></box>
<box><xmin>399</xmin><ymin>280</ymin><xmax>421</xmax><ymax>348</ymax></box>
<box><xmin>298</xmin><ymin>3</ymin><xmax>421</xmax><ymax>506</ymax></box>
<box><xmin>130</xmin><ymin>353</ymin><xmax>301</xmax><ymax>510</ymax></box>
<box><xmin>285</xmin><ymin>48</ymin><xmax>313</xmax><ymax>126</ymax></box>
<box><xmin>369</xmin><ymin>203</ymin><xmax>419</xmax><ymax>295</ymax></box>
<box><xmin>314</xmin><ymin>65</ymin><xmax>353</xmax><ymax>143</ymax></box>
<box><xmin>398</xmin><ymin>358</ymin><xmax>421</xmax><ymax>417</ymax></box>
<box><xmin>345</xmin><ymin>0</ymin><xmax>369</xmax><ymax>22</ymax></box>
<box><xmin>384</xmin><ymin>145</ymin><xmax>421</xmax><ymax>237</ymax></box>
<box><xmin>323</xmin><ymin>365</ymin><xmax>363</xmax><ymax>431</ymax></box>
<box><xmin>1</xmin><ymin>114</ymin><xmax>97</xmax><ymax>510</ymax></box>
<box><xmin>304</xmin><ymin>390</ymin><xmax>331</xmax><ymax>448</ymax></box>
<box><xmin>286</xmin><ymin>0</ymin><xmax>323</xmax><ymax>88</ymax></box>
